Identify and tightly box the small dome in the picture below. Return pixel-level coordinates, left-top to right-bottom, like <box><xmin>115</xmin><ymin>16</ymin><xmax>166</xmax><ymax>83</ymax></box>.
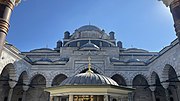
<box><xmin>30</xmin><ymin>48</ymin><xmax>54</xmax><ymax>52</ymax></box>
<box><xmin>125</xmin><ymin>48</ymin><xmax>148</xmax><ymax>53</ymax></box>
<box><xmin>77</xmin><ymin>25</ymin><xmax>101</xmax><ymax>32</ymax></box>
<box><xmin>60</xmin><ymin>71</ymin><xmax>118</xmax><ymax>86</ymax></box>
<box><xmin>80</xmin><ymin>41</ymin><xmax>100</xmax><ymax>51</ymax></box>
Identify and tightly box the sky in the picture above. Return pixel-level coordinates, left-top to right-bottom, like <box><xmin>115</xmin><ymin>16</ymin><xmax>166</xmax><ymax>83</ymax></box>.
<box><xmin>6</xmin><ymin>0</ymin><xmax>176</xmax><ymax>52</ymax></box>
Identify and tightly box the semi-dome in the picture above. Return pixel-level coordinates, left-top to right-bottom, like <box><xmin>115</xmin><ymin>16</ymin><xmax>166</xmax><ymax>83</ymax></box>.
<box><xmin>77</xmin><ymin>25</ymin><xmax>102</xmax><ymax>32</ymax></box>
<box><xmin>80</xmin><ymin>41</ymin><xmax>100</xmax><ymax>51</ymax></box>
<box><xmin>60</xmin><ymin>71</ymin><xmax>119</xmax><ymax>86</ymax></box>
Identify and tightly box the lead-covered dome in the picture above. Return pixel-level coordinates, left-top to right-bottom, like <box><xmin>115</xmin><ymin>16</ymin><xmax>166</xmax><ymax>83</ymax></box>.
<box><xmin>60</xmin><ymin>71</ymin><xmax>118</xmax><ymax>86</ymax></box>
<box><xmin>77</xmin><ymin>25</ymin><xmax>102</xmax><ymax>32</ymax></box>
<box><xmin>70</xmin><ymin>25</ymin><xmax>110</xmax><ymax>39</ymax></box>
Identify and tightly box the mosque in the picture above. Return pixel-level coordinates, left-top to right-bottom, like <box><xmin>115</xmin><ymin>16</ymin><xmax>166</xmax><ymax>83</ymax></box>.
<box><xmin>0</xmin><ymin>24</ymin><xmax>180</xmax><ymax>101</ymax></box>
<box><xmin>0</xmin><ymin>0</ymin><xmax>180</xmax><ymax>101</ymax></box>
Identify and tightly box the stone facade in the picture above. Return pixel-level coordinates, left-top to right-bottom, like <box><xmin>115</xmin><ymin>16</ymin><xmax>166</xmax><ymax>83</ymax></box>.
<box><xmin>0</xmin><ymin>25</ymin><xmax>180</xmax><ymax>101</ymax></box>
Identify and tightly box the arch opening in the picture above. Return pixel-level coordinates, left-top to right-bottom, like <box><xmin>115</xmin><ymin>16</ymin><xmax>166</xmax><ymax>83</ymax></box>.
<box><xmin>132</xmin><ymin>74</ymin><xmax>152</xmax><ymax>101</ymax></box>
<box><xmin>166</xmin><ymin>65</ymin><xmax>180</xmax><ymax>101</ymax></box>
<box><xmin>52</xmin><ymin>74</ymin><xmax>67</xmax><ymax>86</ymax></box>
<box><xmin>26</xmin><ymin>74</ymin><xmax>49</xmax><ymax>101</ymax></box>
<box><xmin>152</xmin><ymin>72</ymin><xmax>166</xmax><ymax>101</ymax></box>
<box><xmin>0</xmin><ymin>64</ymin><xmax>11</xmax><ymax>101</ymax></box>
<box><xmin>111</xmin><ymin>74</ymin><xmax>126</xmax><ymax>86</ymax></box>
<box><xmin>12</xmin><ymin>71</ymin><xmax>29</xmax><ymax>101</ymax></box>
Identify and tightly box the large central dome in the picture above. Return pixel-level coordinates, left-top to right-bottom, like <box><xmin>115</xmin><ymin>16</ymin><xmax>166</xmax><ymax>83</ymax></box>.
<box><xmin>77</xmin><ymin>25</ymin><xmax>102</xmax><ymax>32</ymax></box>
<box><xmin>60</xmin><ymin>71</ymin><xmax>118</xmax><ymax>86</ymax></box>
<box><xmin>68</xmin><ymin>25</ymin><xmax>110</xmax><ymax>40</ymax></box>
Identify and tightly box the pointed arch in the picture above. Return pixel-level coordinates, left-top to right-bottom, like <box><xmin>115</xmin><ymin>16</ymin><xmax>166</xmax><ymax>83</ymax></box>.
<box><xmin>150</xmin><ymin>71</ymin><xmax>160</xmax><ymax>85</ymax></box>
<box><xmin>2</xmin><ymin>63</ymin><xmax>18</xmax><ymax>81</ymax></box>
<box><xmin>12</xmin><ymin>71</ymin><xmax>29</xmax><ymax>101</ymax></box>
<box><xmin>51</xmin><ymin>74</ymin><xmax>67</xmax><ymax>86</ymax></box>
<box><xmin>0</xmin><ymin>64</ymin><xmax>11</xmax><ymax>101</ymax></box>
<box><xmin>133</xmin><ymin>74</ymin><xmax>149</xmax><ymax>87</ymax></box>
<box><xmin>111</xmin><ymin>74</ymin><xmax>127</xmax><ymax>86</ymax></box>
<box><xmin>30</xmin><ymin>72</ymin><xmax>48</xmax><ymax>84</ymax></box>
<box><xmin>18</xmin><ymin>71</ymin><xmax>29</xmax><ymax>85</ymax></box>
<box><xmin>27</xmin><ymin>74</ymin><xmax>49</xmax><ymax>101</ymax></box>
<box><xmin>130</xmin><ymin>72</ymin><xmax>148</xmax><ymax>85</ymax></box>
<box><xmin>161</xmin><ymin>64</ymin><xmax>178</xmax><ymax>85</ymax></box>
<box><xmin>0</xmin><ymin>58</ymin><xmax>16</xmax><ymax>75</ymax></box>
<box><xmin>133</xmin><ymin>74</ymin><xmax>152</xmax><ymax>101</ymax></box>
<box><xmin>30</xmin><ymin>74</ymin><xmax>46</xmax><ymax>87</ymax></box>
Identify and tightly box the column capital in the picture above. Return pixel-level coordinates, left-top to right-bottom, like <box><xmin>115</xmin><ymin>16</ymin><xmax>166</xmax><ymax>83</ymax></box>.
<box><xmin>8</xmin><ymin>81</ymin><xmax>17</xmax><ymax>88</ymax></box>
<box><xmin>149</xmin><ymin>86</ymin><xmax>156</xmax><ymax>92</ymax></box>
<box><xmin>23</xmin><ymin>85</ymin><xmax>29</xmax><ymax>91</ymax></box>
<box><xmin>104</xmin><ymin>95</ymin><xmax>109</xmax><ymax>101</ymax></box>
<box><xmin>162</xmin><ymin>82</ymin><xmax>170</xmax><ymax>89</ymax></box>
<box><xmin>46</xmin><ymin>80</ymin><xmax>52</xmax><ymax>87</ymax></box>
<box><xmin>69</xmin><ymin>95</ymin><xmax>73</xmax><ymax>101</ymax></box>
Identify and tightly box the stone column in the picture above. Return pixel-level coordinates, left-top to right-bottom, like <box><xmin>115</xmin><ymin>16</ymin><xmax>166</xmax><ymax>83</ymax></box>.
<box><xmin>176</xmin><ymin>84</ymin><xmax>180</xmax><ymax>101</ymax></box>
<box><xmin>128</xmin><ymin>93</ymin><xmax>133</xmax><ymax>101</ymax></box>
<box><xmin>7</xmin><ymin>81</ymin><xmax>17</xmax><ymax>101</ymax></box>
<box><xmin>53</xmin><ymin>96</ymin><xmax>58</xmax><ymax>101</ymax></box>
<box><xmin>22</xmin><ymin>91</ymin><xmax>27</xmax><ymax>101</ymax></box>
<box><xmin>151</xmin><ymin>91</ymin><xmax>156</xmax><ymax>101</ymax></box>
<box><xmin>7</xmin><ymin>88</ymin><xmax>13</xmax><ymax>101</ymax></box>
<box><xmin>104</xmin><ymin>95</ymin><xmax>109</xmax><ymax>101</ymax></box>
<box><xmin>53</xmin><ymin>97</ymin><xmax>56</xmax><ymax>101</ymax></box>
<box><xmin>50</xmin><ymin>96</ymin><xmax>53</xmax><ymax>101</ymax></box>
<box><xmin>0</xmin><ymin>0</ymin><xmax>21</xmax><ymax>56</ymax></box>
<box><xmin>149</xmin><ymin>86</ymin><xmax>156</xmax><ymax>101</ymax></box>
<box><xmin>46</xmin><ymin>80</ymin><xmax>52</xmax><ymax>87</ymax></box>
<box><xmin>22</xmin><ymin>86</ymin><xmax>29</xmax><ymax>101</ymax></box>
<box><xmin>165</xmin><ymin>89</ymin><xmax>170</xmax><ymax>101</ymax></box>
<box><xmin>69</xmin><ymin>95</ymin><xmax>73</xmax><ymax>101</ymax></box>
<box><xmin>162</xmin><ymin>82</ymin><xmax>170</xmax><ymax>101</ymax></box>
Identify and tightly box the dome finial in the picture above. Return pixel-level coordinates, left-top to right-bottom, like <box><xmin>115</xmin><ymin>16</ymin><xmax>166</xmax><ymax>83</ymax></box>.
<box><xmin>87</xmin><ymin>56</ymin><xmax>93</xmax><ymax>73</ymax></box>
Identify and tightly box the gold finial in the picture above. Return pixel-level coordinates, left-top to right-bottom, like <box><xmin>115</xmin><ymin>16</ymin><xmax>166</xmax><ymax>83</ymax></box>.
<box><xmin>87</xmin><ymin>56</ymin><xmax>93</xmax><ymax>73</ymax></box>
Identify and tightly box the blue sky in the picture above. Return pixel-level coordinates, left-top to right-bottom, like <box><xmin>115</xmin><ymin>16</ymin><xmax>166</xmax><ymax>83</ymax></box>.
<box><xmin>7</xmin><ymin>0</ymin><xmax>176</xmax><ymax>52</ymax></box>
